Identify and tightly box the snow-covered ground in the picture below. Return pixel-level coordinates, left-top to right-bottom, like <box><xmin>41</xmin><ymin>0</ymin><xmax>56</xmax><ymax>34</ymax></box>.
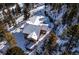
<box><xmin>0</xmin><ymin>41</ymin><xmax>9</xmax><ymax>54</ymax></box>
<box><xmin>16</xmin><ymin>15</ymin><xmax>24</xmax><ymax>24</ymax></box>
<box><xmin>56</xmin><ymin>24</ymin><xmax>67</xmax><ymax>36</ymax></box>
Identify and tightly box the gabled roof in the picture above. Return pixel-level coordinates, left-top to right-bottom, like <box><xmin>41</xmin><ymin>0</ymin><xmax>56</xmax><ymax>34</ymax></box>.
<box><xmin>27</xmin><ymin>32</ymin><xmax>38</xmax><ymax>40</ymax></box>
<box><xmin>23</xmin><ymin>24</ymin><xmax>40</xmax><ymax>40</ymax></box>
<box><xmin>23</xmin><ymin>15</ymin><xmax>50</xmax><ymax>41</ymax></box>
<box><xmin>26</xmin><ymin>16</ymin><xmax>45</xmax><ymax>25</ymax></box>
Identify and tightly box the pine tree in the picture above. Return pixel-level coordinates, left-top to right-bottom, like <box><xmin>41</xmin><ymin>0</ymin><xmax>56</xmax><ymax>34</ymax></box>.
<box><xmin>49</xmin><ymin>32</ymin><xmax>57</xmax><ymax>47</ymax></box>
<box><xmin>62</xmin><ymin>24</ymin><xmax>79</xmax><ymax>54</ymax></box>
<box><xmin>44</xmin><ymin>32</ymin><xmax>57</xmax><ymax>54</ymax></box>
<box><xmin>0</xmin><ymin>20</ymin><xmax>17</xmax><ymax>48</ymax></box>
<box><xmin>6</xmin><ymin>46</ymin><xmax>25</xmax><ymax>55</ymax></box>
<box><xmin>2</xmin><ymin>7</ymin><xmax>16</xmax><ymax>27</ymax></box>
<box><xmin>15</xmin><ymin>3</ymin><xmax>21</xmax><ymax>16</ymax></box>
<box><xmin>12</xmin><ymin>8</ymin><xmax>15</xmax><ymax>16</ymax></box>
<box><xmin>61</xmin><ymin>4</ymin><xmax>79</xmax><ymax>26</ymax></box>
<box><xmin>23</xmin><ymin>3</ymin><xmax>30</xmax><ymax>20</ymax></box>
<box><xmin>0</xmin><ymin>21</ymin><xmax>5</xmax><ymax>42</ymax></box>
<box><xmin>4</xmin><ymin>31</ymin><xmax>17</xmax><ymax>47</ymax></box>
<box><xmin>52</xmin><ymin>3</ymin><xmax>62</xmax><ymax>10</ymax></box>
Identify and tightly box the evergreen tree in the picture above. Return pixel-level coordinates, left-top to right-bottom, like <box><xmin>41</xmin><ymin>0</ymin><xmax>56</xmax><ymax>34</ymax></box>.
<box><xmin>0</xmin><ymin>21</ymin><xmax>17</xmax><ymax>47</ymax></box>
<box><xmin>2</xmin><ymin>7</ymin><xmax>16</xmax><ymax>27</ymax></box>
<box><xmin>0</xmin><ymin>21</ymin><xmax>5</xmax><ymax>42</ymax></box>
<box><xmin>12</xmin><ymin>8</ymin><xmax>15</xmax><ymax>16</ymax></box>
<box><xmin>4</xmin><ymin>31</ymin><xmax>17</xmax><ymax>47</ymax></box>
<box><xmin>44</xmin><ymin>32</ymin><xmax>57</xmax><ymax>54</ymax></box>
<box><xmin>15</xmin><ymin>3</ymin><xmax>21</xmax><ymax>16</ymax></box>
<box><xmin>64</xmin><ymin>4</ymin><xmax>78</xmax><ymax>26</ymax></box>
<box><xmin>62</xmin><ymin>24</ymin><xmax>79</xmax><ymax>54</ymax></box>
<box><xmin>52</xmin><ymin>3</ymin><xmax>62</xmax><ymax>10</ymax></box>
<box><xmin>23</xmin><ymin>3</ymin><xmax>30</xmax><ymax>20</ymax></box>
<box><xmin>6</xmin><ymin>46</ymin><xmax>25</xmax><ymax>55</ymax></box>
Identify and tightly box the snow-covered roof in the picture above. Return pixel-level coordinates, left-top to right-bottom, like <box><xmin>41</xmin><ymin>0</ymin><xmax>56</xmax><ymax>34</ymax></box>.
<box><xmin>27</xmin><ymin>32</ymin><xmax>38</xmax><ymax>40</ymax></box>
<box><xmin>23</xmin><ymin>15</ymin><xmax>51</xmax><ymax>41</ymax></box>
<box><xmin>23</xmin><ymin>24</ymin><xmax>40</xmax><ymax>40</ymax></box>
<box><xmin>23</xmin><ymin>5</ymin><xmax>51</xmax><ymax>41</ymax></box>
<box><xmin>26</xmin><ymin>16</ymin><xmax>45</xmax><ymax>25</ymax></box>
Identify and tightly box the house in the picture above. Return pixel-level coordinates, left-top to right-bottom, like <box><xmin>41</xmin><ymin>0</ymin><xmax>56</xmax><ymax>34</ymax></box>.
<box><xmin>22</xmin><ymin>15</ymin><xmax>52</xmax><ymax>54</ymax></box>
